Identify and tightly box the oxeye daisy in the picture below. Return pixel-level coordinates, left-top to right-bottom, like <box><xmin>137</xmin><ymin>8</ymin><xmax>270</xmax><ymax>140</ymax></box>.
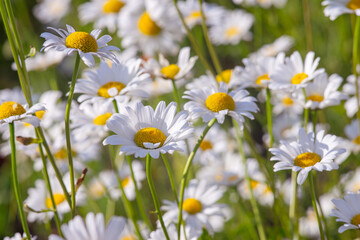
<box><xmin>154</xmin><ymin>47</ymin><xmax>198</xmax><ymax>81</ymax></box>
<box><xmin>233</xmin><ymin>0</ymin><xmax>288</xmax><ymax>8</ymax></box>
<box><xmin>33</xmin><ymin>0</ymin><xmax>70</xmax><ymax>25</ymax></box>
<box><xmin>148</xmin><ymin>224</ymin><xmax>199</xmax><ymax>240</ymax></box>
<box><xmin>302</xmin><ymin>72</ymin><xmax>347</xmax><ymax>109</ymax></box>
<box><xmin>0</xmin><ymin>100</ymin><xmax>46</xmax><ymax>127</ymax></box>
<box><xmin>269</xmin><ymin>51</ymin><xmax>325</xmax><ymax>92</ymax></box>
<box><xmin>322</xmin><ymin>0</ymin><xmax>360</xmax><ymax>20</ymax></box>
<box><xmin>41</xmin><ymin>24</ymin><xmax>119</xmax><ymax>67</ymax></box>
<box><xmin>271</xmin><ymin>91</ymin><xmax>303</xmax><ymax>116</ymax></box>
<box><xmin>209</xmin><ymin>9</ymin><xmax>254</xmax><ymax>45</ymax></box>
<box><xmin>4</xmin><ymin>233</ymin><xmax>37</xmax><ymax>240</ymax></box>
<box><xmin>75</xmin><ymin>59</ymin><xmax>151</xmax><ymax>104</ymax></box>
<box><xmin>343</xmin><ymin>74</ymin><xmax>360</xmax><ymax>117</ymax></box>
<box><xmin>103</xmin><ymin>101</ymin><xmax>193</xmax><ymax>159</ymax></box>
<box><xmin>161</xmin><ymin>179</ymin><xmax>228</xmax><ymax>235</ymax></box>
<box><xmin>343</xmin><ymin>119</ymin><xmax>360</xmax><ymax>154</ymax></box>
<box><xmin>330</xmin><ymin>190</ymin><xmax>360</xmax><ymax>233</ymax></box>
<box><xmin>79</xmin><ymin>0</ymin><xmax>127</xmax><ymax>33</ymax></box>
<box><xmin>118</xmin><ymin>0</ymin><xmax>183</xmax><ymax>56</ymax></box>
<box><xmin>269</xmin><ymin>128</ymin><xmax>345</xmax><ymax>185</ymax></box>
<box><xmin>49</xmin><ymin>212</ymin><xmax>126</xmax><ymax>240</ymax></box>
<box><xmin>183</xmin><ymin>82</ymin><xmax>258</xmax><ymax>126</ymax></box>
<box><xmin>299</xmin><ymin>208</ymin><xmax>320</xmax><ymax>238</ymax></box>
<box><xmin>250</xmin><ymin>35</ymin><xmax>294</xmax><ymax>59</ymax></box>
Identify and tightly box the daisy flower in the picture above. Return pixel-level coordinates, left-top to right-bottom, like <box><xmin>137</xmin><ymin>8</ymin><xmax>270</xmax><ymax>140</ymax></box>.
<box><xmin>33</xmin><ymin>0</ymin><xmax>70</xmax><ymax>25</ymax></box>
<box><xmin>269</xmin><ymin>51</ymin><xmax>325</xmax><ymax>92</ymax></box>
<box><xmin>183</xmin><ymin>82</ymin><xmax>258</xmax><ymax>126</ymax></box>
<box><xmin>79</xmin><ymin>0</ymin><xmax>127</xmax><ymax>33</ymax></box>
<box><xmin>103</xmin><ymin>101</ymin><xmax>193</xmax><ymax>159</ymax></box>
<box><xmin>343</xmin><ymin>74</ymin><xmax>360</xmax><ymax>117</ymax></box>
<box><xmin>149</xmin><ymin>224</ymin><xmax>199</xmax><ymax>240</ymax></box>
<box><xmin>25</xmin><ymin>173</ymin><xmax>85</xmax><ymax>223</ymax></box>
<box><xmin>41</xmin><ymin>24</ymin><xmax>119</xmax><ymax>67</ymax></box>
<box><xmin>250</xmin><ymin>35</ymin><xmax>294</xmax><ymax>59</ymax></box>
<box><xmin>118</xmin><ymin>0</ymin><xmax>183</xmax><ymax>56</ymax></box>
<box><xmin>118</xmin><ymin>160</ymin><xmax>146</xmax><ymax>200</ymax></box>
<box><xmin>271</xmin><ymin>91</ymin><xmax>303</xmax><ymax>116</ymax></box>
<box><xmin>4</xmin><ymin>233</ymin><xmax>37</xmax><ymax>240</ymax></box>
<box><xmin>75</xmin><ymin>59</ymin><xmax>151</xmax><ymax>104</ymax></box>
<box><xmin>233</xmin><ymin>0</ymin><xmax>288</xmax><ymax>8</ymax></box>
<box><xmin>344</xmin><ymin>119</ymin><xmax>360</xmax><ymax>155</ymax></box>
<box><xmin>153</xmin><ymin>47</ymin><xmax>198</xmax><ymax>81</ymax></box>
<box><xmin>161</xmin><ymin>179</ymin><xmax>228</xmax><ymax>235</ymax></box>
<box><xmin>299</xmin><ymin>208</ymin><xmax>320</xmax><ymax>238</ymax></box>
<box><xmin>302</xmin><ymin>72</ymin><xmax>347</xmax><ymax>109</ymax></box>
<box><xmin>269</xmin><ymin>128</ymin><xmax>345</xmax><ymax>185</ymax></box>
<box><xmin>331</xmin><ymin>190</ymin><xmax>360</xmax><ymax>233</ymax></box>
<box><xmin>178</xmin><ymin>0</ymin><xmax>225</xmax><ymax>29</ymax></box>
<box><xmin>49</xmin><ymin>212</ymin><xmax>126</xmax><ymax>240</ymax></box>
<box><xmin>209</xmin><ymin>10</ymin><xmax>254</xmax><ymax>45</ymax></box>
<box><xmin>340</xmin><ymin>168</ymin><xmax>360</xmax><ymax>193</ymax></box>
<box><xmin>88</xmin><ymin>170</ymin><xmax>119</xmax><ymax>199</ymax></box>
<box><xmin>322</xmin><ymin>0</ymin><xmax>360</xmax><ymax>20</ymax></box>
<box><xmin>0</xmin><ymin>100</ymin><xmax>45</xmax><ymax>127</ymax></box>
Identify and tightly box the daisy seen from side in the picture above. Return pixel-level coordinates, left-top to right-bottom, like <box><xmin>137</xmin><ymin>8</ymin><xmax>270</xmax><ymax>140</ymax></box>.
<box><xmin>322</xmin><ymin>0</ymin><xmax>360</xmax><ymax>20</ymax></box>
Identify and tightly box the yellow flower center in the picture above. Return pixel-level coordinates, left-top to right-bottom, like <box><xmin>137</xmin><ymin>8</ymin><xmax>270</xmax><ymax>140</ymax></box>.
<box><xmin>307</xmin><ymin>94</ymin><xmax>324</xmax><ymax>102</ymax></box>
<box><xmin>216</xmin><ymin>69</ymin><xmax>232</xmax><ymax>84</ymax></box>
<box><xmin>256</xmin><ymin>73</ymin><xmax>270</xmax><ymax>86</ymax></box>
<box><xmin>134</xmin><ymin>127</ymin><xmax>166</xmax><ymax>149</ymax></box>
<box><xmin>282</xmin><ymin>97</ymin><xmax>293</xmax><ymax>106</ymax></box>
<box><xmin>351</xmin><ymin>214</ymin><xmax>360</xmax><ymax>226</ymax></box>
<box><xmin>0</xmin><ymin>101</ymin><xmax>26</xmax><ymax>120</ymax></box>
<box><xmin>199</xmin><ymin>140</ymin><xmax>213</xmax><ymax>151</ymax></box>
<box><xmin>54</xmin><ymin>148</ymin><xmax>76</xmax><ymax>159</ymax></box>
<box><xmin>186</xmin><ymin>11</ymin><xmax>202</xmax><ymax>21</ymax></box>
<box><xmin>122</xmin><ymin>177</ymin><xmax>130</xmax><ymax>187</ymax></box>
<box><xmin>160</xmin><ymin>64</ymin><xmax>180</xmax><ymax>79</ymax></box>
<box><xmin>45</xmin><ymin>193</ymin><xmax>66</xmax><ymax>209</ymax></box>
<box><xmin>182</xmin><ymin>198</ymin><xmax>202</xmax><ymax>215</ymax></box>
<box><xmin>228</xmin><ymin>175</ymin><xmax>239</xmax><ymax>182</ymax></box>
<box><xmin>97</xmin><ymin>82</ymin><xmax>126</xmax><ymax>98</ymax></box>
<box><xmin>121</xmin><ymin>235</ymin><xmax>136</xmax><ymax>240</ymax></box>
<box><xmin>138</xmin><ymin>12</ymin><xmax>161</xmax><ymax>36</ymax></box>
<box><xmin>65</xmin><ymin>32</ymin><xmax>98</xmax><ymax>53</ymax></box>
<box><xmin>93</xmin><ymin>112</ymin><xmax>112</xmax><ymax>125</ymax></box>
<box><xmin>103</xmin><ymin>0</ymin><xmax>125</xmax><ymax>13</ymax></box>
<box><xmin>205</xmin><ymin>92</ymin><xmax>235</xmax><ymax>112</ymax></box>
<box><xmin>89</xmin><ymin>182</ymin><xmax>106</xmax><ymax>198</ymax></box>
<box><xmin>225</xmin><ymin>27</ymin><xmax>240</xmax><ymax>39</ymax></box>
<box><xmin>347</xmin><ymin>0</ymin><xmax>360</xmax><ymax>10</ymax></box>
<box><xmin>294</xmin><ymin>152</ymin><xmax>321</xmax><ymax>168</ymax></box>
<box><xmin>250</xmin><ymin>180</ymin><xmax>259</xmax><ymax>189</ymax></box>
<box><xmin>35</xmin><ymin>110</ymin><xmax>46</xmax><ymax>120</ymax></box>
<box><xmin>291</xmin><ymin>73</ymin><xmax>308</xmax><ymax>85</ymax></box>
<box><xmin>353</xmin><ymin>135</ymin><xmax>360</xmax><ymax>145</ymax></box>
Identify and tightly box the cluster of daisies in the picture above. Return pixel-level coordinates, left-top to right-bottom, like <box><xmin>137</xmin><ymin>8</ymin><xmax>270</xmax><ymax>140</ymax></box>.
<box><xmin>2</xmin><ymin>0</ymin><xmax>360</xmax><ymax>239</ymax></box>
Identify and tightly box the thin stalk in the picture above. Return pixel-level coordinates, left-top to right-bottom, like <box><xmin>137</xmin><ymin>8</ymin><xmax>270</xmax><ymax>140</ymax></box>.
<box><xmin>302</xmin><ymin>0</ymin><xmax>313</xmax><ymax>51</ymax></box>
<box><xmin>113</xmin><ymin>99</ymin><xmax>119</xmax><ymax>113</ymax></box>
<box><xmin>146</xmin><ymin>154</ymin><xmax>170</xmax><ymax>240</ymax></box>
<box><xmin>171</xmin><ymin>79</ymin><xmax>182</xmax><ymax>112</ymax></box>
<box><xmin>177</xmin><ymin>118</ymin><xmax>216</xmax><ymax>238</ymax></box>
<box><xmin>198</xmin><ymin>0</ymin><xmax>222</xmax><ymax>75</ymax></box>
<box><xmin>233</xmin><ymin>120</ymin><xmax>266</xmax><ymax>240</ymax></box>
<box><xmin>308</xmin><ymin>172</ymin><xmax>325</xmax><ymax>240</ymax></box>
<box><xmin>289</xmin><ymin>171</ymin><xmax>299</xmax><ymax>240</ymax></box>
<box><xmin>353</xmin><ymin>16</ymin><xmax>360</xmax><ymax>130</ymax></box>
<box><xmin>312</xmin><ymin>110</ymin><xmax>317</xmax><ymax>136</ymax></box>
<box><xmin>65</xmin><ymin>53</ymin><xmax>81</xmax><ymax>217</ymax></box>
<box><xmin>126</xmin><ymin>156</ymin><xmax>153</xmax><ymax>230</ymax></box>
<box><xmin>0</xmin><ymin>0</ymin><xmax>32</xmax><ymax>105</ymax></box>
<box><xmin>35</xmin><ymin>127</ymin><xmax>72</xmax><ymax>208</ymax></box>
<box><xmin>112</xmin><ymin>157</ymin><xmax>144</xmax><ymax>240</ymax></box>
<box><xmin>303</xmin><ymin>89</ymin><xmax>309</xmax><ymax>132</ymax></box>
<box><xmin>105</xmin><ymin>198</ymin><xmax>115</xmax><ymax>223</ymax></box>
<box><xmin>265</xmin><ymin>88</ymin><xmax>273</xmax><ymax>148</ymax></box>
<box><xmin>37</xmin><ymin>140</ymin><xmax>63</xmax><ymax>237</ymax></box>
<box><xmin>172</xmin><ymin>0</ymin><xmax>215</xmax><ymax>76</ymax></box>
<box><xmin>161</xmin><ymin>153</ymin><xmax>179</xmax><ymax>204</ymax></box>
<box><xmin>9</xmin><ymin>123</ymin><xmax>31</xmax><ymax>240</ymax></box>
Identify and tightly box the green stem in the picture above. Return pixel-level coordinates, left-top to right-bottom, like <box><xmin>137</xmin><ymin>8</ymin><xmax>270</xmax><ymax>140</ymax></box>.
<box><xmin>9</xmin><ymin>123</ymin><xmax>31</xmax><ymax>240</ymax></box>
<box><xmin>65</xmin><ymin>53</ymin><xmax>81</xmax><ymax>217</ymax></box>
<box><xmin>266</xmin><ymin>88</ymin><xmax>273</xmax><ymax>148</ymax></box>
<box><xmin>105</xmin><ymin>198</ymin><xmax>115</xmax><ymax>223</ymax></box>
<box><xmin>161</xmin><ymin>153</ymin><xmax>179</xmax><ymax>205</ymax></box>
<box><xmin>302</xmin><ymin>0</ymin><xmax>313</xmax><ymax>51</ymax></box>
<box><xmin>353</xmin><ymin>16</ymin><xmax>360</xmax><ymax>130</ymax></box>
<box><xmin>233</xmin><ymin>121</ymin><xmax>266</xmax><ymax>240</ymax></box>
<box><xmin>177</xmin><ymin>118</ymin><xmax>216</xmax><ymax>238</ymax></box>
<box><xmin>146</xmin><ymin>154</ymin><xmax>170</xmax><ymax>240</ymax></box>
<box><xmin>303</xmin><ymin>89</ymin><xmax>309</xmax><ymax>132</ymax></box>
<box><xmin>308</xmin><ymin>172</ymin><xmax>325</xmax><ymax>240</ymax></box>
<box><xmin>113</xmin><ymin>99</ymin><xmax>119</xmax><ymax>113</ymax></box>
<box><xmin>37</xmin><ymin>140</ymin><xmax>63</xmax><ymax>237</ymax></box>
<box><xmin>113</xmin><ymin>156</ymin><xmax>144</xmax><ymax>240</ymax></box>
<box><xmin>198</xmin><ymin>0</ymin><xmax>222</xmax><ymax>75</ymax></box>
<box><xmin>289</xmin><ymin>171</ymin><xmax>299</xmax><ymax>240</ymax></box>
<box><xmin>172</xmin><ymin>0</ymin><xmax>215</xmax><ymax>76</ymax></box>
<box><xmin>35</xmin><ymin>127</ymin><xmax>72</xmax><ymax>208</ymax></box>
<box><xmin>312</xmin><ymin>110</ymin><xmax>317</xmax><ymax>139</ymax></box>
<box><xmin>126</xmin><ymin>156</ymin><xmax>153</xmax><ymax>230</ymax></box>
<box><xmin>171</xmin><ymin>79</ymin><xmax>182</xmax><ymax>112</ymax></box>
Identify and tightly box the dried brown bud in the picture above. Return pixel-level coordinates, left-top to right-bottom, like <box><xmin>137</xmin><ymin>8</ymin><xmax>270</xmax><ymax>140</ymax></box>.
<box><xmin>16</xmin><ymin>136</ymin><xmax>38</xmax><ymax>145</ymax></box>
